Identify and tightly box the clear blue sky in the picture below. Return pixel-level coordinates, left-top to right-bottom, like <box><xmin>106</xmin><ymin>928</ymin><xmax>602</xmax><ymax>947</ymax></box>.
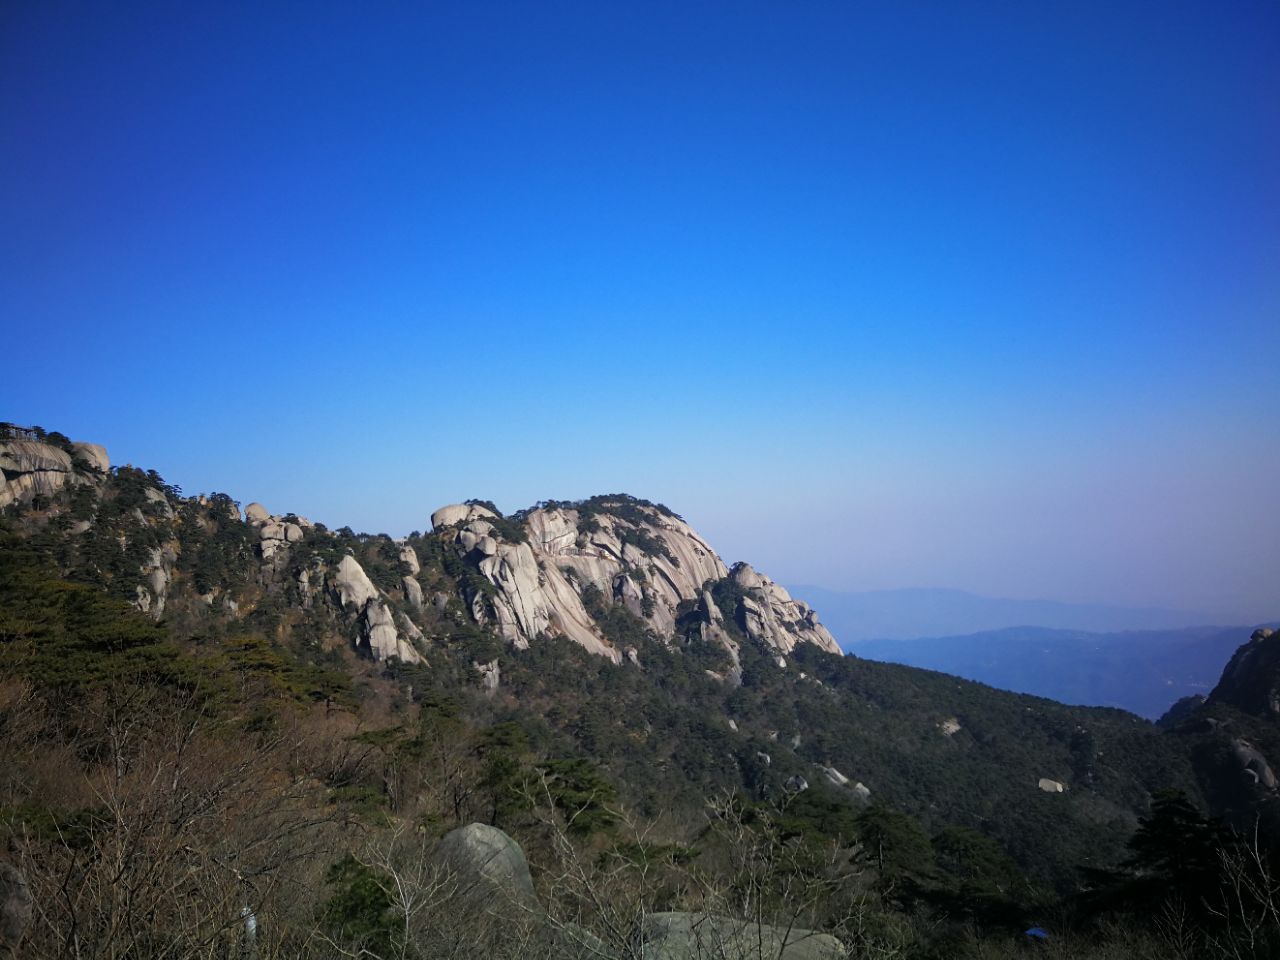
<box><xmin>2</xmin><ymin>2</ymin><xmax>1277</xmax><ymax>621</ymax></box>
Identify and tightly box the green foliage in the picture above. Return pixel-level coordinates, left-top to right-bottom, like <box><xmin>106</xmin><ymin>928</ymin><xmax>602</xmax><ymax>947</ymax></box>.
<box><xmin>321</xmin><ymin>856</ymin><xmax>398</xmax><ymax>957</ymax></box>
<box><xmin>858</xmin><ymin>804</ymin><xmax>937</xmax><ymax>892</ymax></box>
<box><xmin>535</xmin><ymin>757</ymin><xmax>620</xmax><ymax>834</ymax></box>
<box><xmin>0</xmin><ymin>537</ymin><xmax>194</xmax><ymax>692</ymax></box>
<box><xmin>462</xmin><ymin>499</ymin><xmax>528</xmax><ymax>543</ymax></box>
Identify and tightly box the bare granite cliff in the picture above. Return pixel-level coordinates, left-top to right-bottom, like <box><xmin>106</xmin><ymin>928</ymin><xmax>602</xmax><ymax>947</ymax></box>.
<box><xmin>1</xmin><ymin>424</ymin><xmax>843</xmax><ymax>673</ymax></box>
<box><xmin>431</xmin><ymin>497</ymin><xmax>841</xmax><ymax>663</ymax></box>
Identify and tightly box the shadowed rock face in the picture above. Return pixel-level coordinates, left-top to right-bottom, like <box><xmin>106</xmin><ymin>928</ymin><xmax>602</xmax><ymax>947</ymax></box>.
<box><xmin>1210</xmin><ymin>628</ymin><xmax>1280</xmax><ymax>717</ymax></box>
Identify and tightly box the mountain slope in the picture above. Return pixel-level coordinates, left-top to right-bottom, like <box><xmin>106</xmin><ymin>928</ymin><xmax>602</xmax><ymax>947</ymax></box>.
<box><xmin>0</xmin><ymin>422</ymin><xmax>1215</xmax><ymax>894</ymax></box>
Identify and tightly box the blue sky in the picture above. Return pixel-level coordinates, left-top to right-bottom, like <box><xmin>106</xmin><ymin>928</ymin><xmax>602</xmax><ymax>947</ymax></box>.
<box><xmin>2</xmin><ymin>2</ymin><xmax>1277</xmax><ymax>620</ymax></box>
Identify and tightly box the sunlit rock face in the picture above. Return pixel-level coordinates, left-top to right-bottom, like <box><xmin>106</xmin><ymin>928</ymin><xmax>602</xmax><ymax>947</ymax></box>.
<box><xmin>0</xmin><ymin>437</ymin><xmax>99</xmax><ymax>508</ymax></box>
<box><xmin>432</xmin><ymin>496</ymin><xmax>840</xmax><ymax>661</ymax></box>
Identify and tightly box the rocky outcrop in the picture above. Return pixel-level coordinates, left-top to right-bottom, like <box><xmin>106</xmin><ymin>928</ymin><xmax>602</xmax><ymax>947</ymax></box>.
<box><xmin>0</xmin><ymin>438</ymin><xmax>83</xmax><ymax>508</ymax></box>
<box><xmin>729</xmin><ymin>564</ymin><xmax>841</xmax><ymax>655</ymax></box>
<box><xmin>244</xmin><ymin>503</ymin><xmax>311</xmax><ymax>562</ymax></box>
<box><xmin>328</xmin><ymin>555</ymin><xmax>423</xmax><ymax>664</ymax></box>
<box><xmin>1209</xmin><ymin>628</ymin><xmax>1280</xmax><ymax>717</ymax></box>
<box><xmin>71</xmin><ymin>442</ymin><xmax>109</xmax><ymax>474</ymax></box>
<box><xmin>1231</xmin><ymin>739</ymin><xmax>1277</xmax><ymax>790</ymax></box>
<box><xmin>1038</xmin><ymin>778</ymin><xmax>1066</xmax><ymax>793</ymax></box>
<box><xmin>432</xmin><ymin>823</ymin><xmax>537</xmax><ymax>911</ymax></box>
<box><xmin>432</xmin><ymin>497</ymin><xmax>841</xmax><ymax>662</ymax></box>
<box><xmin>636</xmin><ymin>912</ymin><xmax>845</xmax><ymax>960</ymax></box>
<box><xmin>134</xmin><ymin>546</ymin><xmax>177</xmax><ymax>619</ymax></box>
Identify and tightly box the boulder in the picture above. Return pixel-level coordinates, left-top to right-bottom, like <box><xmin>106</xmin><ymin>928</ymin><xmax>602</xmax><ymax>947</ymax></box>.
<box><xmin>71</xmin><ymin>442</ymin><xmax>109</xmax><ymax>473</ymax></box>
<box><xmin>433</xmin><ymin>823</ymin><xmax>537</xmax><ymax>911</ymax></box>
<box><xmin>636</xmin><ymin>912</ymin><xmax>845</xmax><ymax>960</ymax></box>
<box><xmin>399</xmin><ymin>544</ymin><xmax>420</xmax><ymax>575</ymax></box>
<box><xmin>820</xmin><ymin>766</ymin><xmax>850</xmax><ymax>788</ymax></box>
<box><xmin>431</xmin><ymin>503</ymin><xmax>498</xmax><ymax>530</ymax></box>
<box><xmin>1232</xmin><ymin>739</ymin><xmax>1277</xmax><ymax>789</ymax></box>
<box><xmin>244</xmin><ymin>502</ymin><xmax>270</xmax><ymax>524</ymax></box>
<box><xmin>402</xmin><ymin>576</ymin><xmax>424</xmax><ymax>612</ymax></box>
<box><xmin>331</xmin><ymin>555</ymin><xmax>379</xmax><ymax>611</ymax></box>
<box><xmin>1037</xmin><ymin>778</ymin><xmax>1066</xmax><ymax>794</ymax></box>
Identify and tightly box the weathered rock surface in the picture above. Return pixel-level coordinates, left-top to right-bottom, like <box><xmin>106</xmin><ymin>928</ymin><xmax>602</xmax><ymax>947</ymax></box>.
<box><xmin>432</xmin><ymin>498</ymin><xmax>840</xmax><ymax>662</ymax></box>
<box><xmin>1231</xmin><ymin>739</ymin><xmax>1278</xmax><ymax>790</ymax></box>
<box><xmin>244</xmin><ymin>502</ymin><xmax>271</xmax><ymax>524</ymax></box>
<box><xmin>328</xmin><ymin>555</ymin><xmax>423</xmax><ymax>663</ymax></box>
<box><xmin>71</xmin><ymin>442</ymin><xmax>109</xmax><ymax>473</ymax></box>
<box><xmin>433</xmin><ymin>823</ymin><xmax>537</xmax><ymax>910</ymax></box>
<box><xmin>0</xmin><ymin>438</ymin><xmax>80</xmax><ymax>508</ymax></box>
<box><xmin>729</xmin><ymin>564</ymin><xmax>840</xmax><ymax>655</ymax></box>
<box><xmin>636</xmin><ymin>912</ymin><xmax>845</xmax><ymax>959</ymax></box>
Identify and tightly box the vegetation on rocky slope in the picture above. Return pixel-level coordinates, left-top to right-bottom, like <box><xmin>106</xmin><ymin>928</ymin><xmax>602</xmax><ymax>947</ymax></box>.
<box><xmin>2</xmin><ymin>429</ymin><xmax>1279</xmax><ymax>957</ymax></box>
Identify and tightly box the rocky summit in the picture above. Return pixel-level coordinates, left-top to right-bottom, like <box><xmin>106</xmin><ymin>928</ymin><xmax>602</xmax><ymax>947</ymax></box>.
<box><xmin>0</xmin><ymin>425</ymin><xmax>839</xmax><ymax>673</ymax></box>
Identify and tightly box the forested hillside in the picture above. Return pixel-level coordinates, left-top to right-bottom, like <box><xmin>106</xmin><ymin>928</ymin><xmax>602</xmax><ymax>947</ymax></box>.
<box><xmin>2</xmin><ymin>424</ymin><xmax>1278</xmax><ymax>959</ymax></box>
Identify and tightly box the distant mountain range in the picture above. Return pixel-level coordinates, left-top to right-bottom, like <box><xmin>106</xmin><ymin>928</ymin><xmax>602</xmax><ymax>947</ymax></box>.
<box><xmin>790</xmin><ymin>585</ymin><xmax>1215</xmax><ymax>643</ymax></box>
<box><xmin>847</xmin><ymin>624</ymin><xmax>1279</xmax><ymax>719</ymax></box>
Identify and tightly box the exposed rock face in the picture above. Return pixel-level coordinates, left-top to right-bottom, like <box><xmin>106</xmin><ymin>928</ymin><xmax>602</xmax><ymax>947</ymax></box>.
<box><xmin>0</xmin><ymin>438</ymin><xmax>79</xmax><ymax>508</ymax></box>
<box><xmin>820</xmin><ymin>765</ymin><xmax>850</xmax><ymax>787</ymax></box>
<box><xmin>402</xmin><ymin>576</ymin><xmax>424</xmax><ymax>612</ymax></box>
<box><xmin>1210</xmin><ymin>628</ymin><xmax>1280</xmax><ymax>717</ymax></box>
<box><xmin>244</xmin><ymin>502</ymin><xmax>271</xmax><ymax>524</ymax></box>
<box><xmin>433</xmin><ymin>823</ymin><xmax>537</xmax><ymax>911</ymax></box>
<box><xmin>71</xmin><ymin>442</ymin><xmax>109</xmax><ymax>473</ymax></box>
<box><xmin>243</xmin><ymin>503</ymin><xmax>313</xmax><ymax>562</ymax></box>
<box><xmin>328</xmin><ymin>555</ymin><xmax>423</xmax><ymax>663</ymax></box>
<box><xmin>399</xmin><ymin>544</ymin><xmax>420</xmax><ymax>575</ymax></box>
<box><xmin>636</xmin><ymin>912</ymin><xmax>845</xmax><ymax>960</ymax></box>
<box><xmin>475</xmin><ymin>658</ymin><xmax>501</xmax><ymax>695</ymax></box>
<box><xmin>1038</xmin><ymin>778</ymin><xmax>1066</xmax><ymax>793</ymax></box>
<box><xmin>1231</xmin><ymin>739</ymin><xmax>1278</xmax><ymax>790</ymax></box>
<box><xmin>432</xmin><ymin>498</ymin><xmax>841</xmax><ymax>662</ymax></box>
<box><xmin>729</xmin><ymin>563</ymin><xmax>841</xmax><ymax>655</ymax></box>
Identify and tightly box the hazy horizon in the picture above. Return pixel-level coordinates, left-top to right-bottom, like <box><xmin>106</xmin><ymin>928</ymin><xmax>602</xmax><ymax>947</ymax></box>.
<box><xmin>3</xmin><ymin>3</ymin><xmax>1277</xmax><ymax>624</ymax></box>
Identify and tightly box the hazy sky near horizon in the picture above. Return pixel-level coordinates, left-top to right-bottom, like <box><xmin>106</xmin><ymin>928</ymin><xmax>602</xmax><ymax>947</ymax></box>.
<box><xmin>2</xmin><ymin>3</ymin><xmax>1278</xmax><ymax>622</ymax></box>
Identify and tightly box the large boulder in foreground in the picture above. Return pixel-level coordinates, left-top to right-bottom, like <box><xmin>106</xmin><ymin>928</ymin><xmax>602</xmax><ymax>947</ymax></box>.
<box><xmin>433</xmin><ymin>823</ymin><xmax>537</xmax><ymax>911</ymax></box>
<box><xmin>637</xmin><ymin>912</ymin><xmax>845</xmax><ymax>959</ymax></box>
